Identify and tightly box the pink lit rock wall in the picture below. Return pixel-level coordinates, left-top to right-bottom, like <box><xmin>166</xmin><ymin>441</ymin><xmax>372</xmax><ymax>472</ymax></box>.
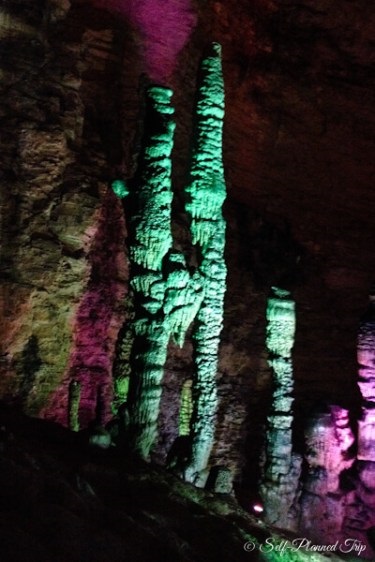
<box><xmin>0</xmin><ymin>0</ymin><xmax>130</xmax><ymax>420</ymax></box>
<box><xmin>357</xmin><ymin>300</ymin><xmax>375</xmax><ymax>462</ymax></box>
<box><xmin>92</xmin><ymin>0</ymin><xmax>197</xmax><ymax>84</ymax></box>
<box><xmin>299</xmin><ymin>406</ymin><xmax>355</xmax><ymax>545</ymax></box>
<box><xmin>42</xmin><ymin>191</ymin><xmax>128</xmax><ymax>428</ymax></box>
<box><xmin>343</xmin><ymin>461</ymin><xmax>375</xmax><ymax>560</ymax></box>
<box><xmin>344</xmin><ymin>299</ymin><xmax>375</xmax><ymax>558</ymax></box>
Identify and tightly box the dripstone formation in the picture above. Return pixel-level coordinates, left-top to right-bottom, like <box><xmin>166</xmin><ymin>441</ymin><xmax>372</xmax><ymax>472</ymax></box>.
<box><xmin>1</xmin><ymin>1</ymin><xmax>375</xmax><ymax>558</ymax></box>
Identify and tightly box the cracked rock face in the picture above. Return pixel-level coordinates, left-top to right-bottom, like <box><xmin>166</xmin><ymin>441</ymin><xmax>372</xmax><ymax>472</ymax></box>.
<box><xmin>0</xmin><ymin>0</ymin><xmax>129</xmax><ymax>419</ymax></box>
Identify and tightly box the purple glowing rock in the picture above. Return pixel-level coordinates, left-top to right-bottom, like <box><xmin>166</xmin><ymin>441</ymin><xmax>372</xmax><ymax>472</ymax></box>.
<box><xmin>42</xmin><ymin>191</ymin><xmax>127</xmax><ymax>429</ymax></box>
<box><xmin>92</xmin><ymin>0</ymin><xmax>197</xmax><ymax>83</ymax></box>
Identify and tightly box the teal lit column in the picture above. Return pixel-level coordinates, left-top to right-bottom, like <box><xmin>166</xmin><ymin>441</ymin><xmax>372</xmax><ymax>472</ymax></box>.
<box><xmin>112</xmin><ymin>45</ymin><xmax>227</xmax><ymax>473</ymax></box>
<box><xmin>184</xmin><ymin>43</ymin><xmax>227</xmax><ymax>485</ymax></box>
<box><xmin>125</xmin><ymin>86</ymin><xmax>175</xmax><ymax>458</ymax></box>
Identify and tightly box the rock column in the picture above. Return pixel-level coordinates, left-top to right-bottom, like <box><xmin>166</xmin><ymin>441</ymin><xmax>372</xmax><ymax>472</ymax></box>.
<box><xmin>260</xmin><ymin>287</ymin><xmax>301</xmax><ymax>530</ymax></box>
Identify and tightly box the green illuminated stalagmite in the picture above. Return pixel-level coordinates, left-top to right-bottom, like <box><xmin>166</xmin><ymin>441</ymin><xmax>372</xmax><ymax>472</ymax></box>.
<box><xmin>185</xmin><ymin>43</ymin><xmax>226</xmax><ymax>251</ymax></box>
<box><xmin>184</xmin><ymin>43</ymin><xmax>227</xmax><ymax>484</ymax></box>
<box><xmin>113</xmin><ymin>45</ymin><xmax>226</xmax><ymax>471</ymax></box>
<box><xmin>260</xmin><ymin>287</ymin><xmax>301</xmax><ymax>530</ymax></box>
<box><xmin>125</xmin><ymin>86</ymin><xmax>175</xmax><ymax>457</ymax></box>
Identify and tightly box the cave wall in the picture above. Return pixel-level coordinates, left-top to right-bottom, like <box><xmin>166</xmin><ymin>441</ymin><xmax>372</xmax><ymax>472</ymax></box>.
<box><xmin>1</xmin><ymin>0</ymin><xmax>375</xmax><ymax>548</ymax></box>
<box><xmin>0</xmin><ymin>0</ymin><xmax>130</xmax><ymax>420</ymax></box>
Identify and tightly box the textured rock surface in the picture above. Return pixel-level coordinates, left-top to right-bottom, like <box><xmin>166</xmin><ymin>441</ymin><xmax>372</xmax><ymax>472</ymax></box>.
<box><xmin>357</xmin><ymin>297</ymin><xmax>375</xmax><ymax>461</ymax></box>
<box><xmin>299</xmin><ymin>407</ymin><xmax>355</xmax><ymax>544</ymax></box>
<box><xmin>0</xmin><ymin>1</ymin><xmax>129</xmax><ymax>421</ymax></box>
<box><xmin>260</xmin><ymin>288</ymin><xmax>301</xmax><ymax>530</ymax></box>
<box><xmin>0</xmin><ymin>405</ymin><xmax>353</xmax><ymax>562</ymax></box>
<box><xmin>0</xmin><ymin>0</ymin><xmax>375</xmax><ymax>552</ymax></box>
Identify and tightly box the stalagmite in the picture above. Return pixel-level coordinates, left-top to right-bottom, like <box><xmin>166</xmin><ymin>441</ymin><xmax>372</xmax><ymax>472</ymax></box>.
<box><xmin>300</xmin><ymin>406</ymin><xmax>354</xmax><ymax>544</ymax></box>
<box><xmin>179</xmin><ymin>379</ymin><xmax>193</xmax><ymax>437</ymax></box>
<box><xmin>260</xmin><ymin>287</ymin><xmax>301</xmax><ymax>530</ymax></box>
<box><xmin>68</xmin><ymin>380</ymin><xmax>81</xmax><ymax>432</ymax></box>
<box><xmin>123</xmin><ymin>85</ymin><xmax>175</xmax><ymax>458</ymax></box>
<box><xmin>184</xmin><ymin>43</ymin><xmax>227</xmax><ymax>485</ymax></box>
<box><xmin>113</xmin><ymin>45</ymin><xmax>227</xmax><ymax>473</ymax></box>
<box><xmin>357</xmin><ymin>291</ymin><xmax>375</xmax><ymax>462</ymax></box>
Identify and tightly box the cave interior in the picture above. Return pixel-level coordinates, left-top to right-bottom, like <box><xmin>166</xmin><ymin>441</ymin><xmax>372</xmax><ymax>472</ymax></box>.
<box><xmin>0</xmin><ymin>0</ymin><xmax>375</xmax><ymax>560</ymax></box>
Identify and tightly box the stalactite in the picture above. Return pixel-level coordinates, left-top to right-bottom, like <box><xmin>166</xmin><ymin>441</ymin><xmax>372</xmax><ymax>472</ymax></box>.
<box><xmin>260</xmin><ymin>287</ymin><xmax>301</xmax><ymax>530</ymax></box>
<box><xmin>184</xmin><ymin>43</ymin><xmax>227</xmax><ymax>485</ymax></box>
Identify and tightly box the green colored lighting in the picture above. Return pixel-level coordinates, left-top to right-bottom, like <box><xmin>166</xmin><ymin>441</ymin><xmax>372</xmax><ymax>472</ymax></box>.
<box><xmin>111</xmin><ymin>179</ymin><xmax>129</xmax><ymax>199</ymax></box>
<box><xmin>114</xmin><ymin>376</ymin><xmax>129</xmax><ymax>405</ymax></box>
<box><xmin>113</xmin><ymin>45</ymin><xmax>227</xmax><ymax>472</ymax></box>
<box><xmin>131</xmin><ymin>86</ymin><xmax>175</xmax><ymax>272</ymax></box>
<box><xmin>184</xmin><ymin>42</ymin><xmax>227</xmax><ymax>485</ymax></box>
<box><xmin>185</xmin><ymin>43</ymin><xmax>226</xmax><ymax>250</ymax></box>
<box><xmin>164</xmin><ymin>252</ymin><xmax>204</xmax><ymax>347</ymax></box>
<box><xmin>125</xmin><ymin>85</ymin><xmax>175</xmax><ymax>458</ymax></box>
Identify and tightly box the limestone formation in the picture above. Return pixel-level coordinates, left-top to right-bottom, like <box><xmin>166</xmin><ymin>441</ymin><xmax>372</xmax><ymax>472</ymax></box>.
<box><xmin>300</xmin><ymin>406</ymin><xmax>355</xmax><ymax>544</ymax></box>
<box><xmin>184</xmin><ymin>43</ymin><xmax>227</xmax><ymax>485</ymax></box>
<box><xmin>341</xmin><ymin>294</ymin><xmax>375</xmax><ymax>558</ymax></box>
<box><xmin>123</xmin><ymin>85</ymin><xmax>176</xmax><ymax>458</ymax></box>
<box><xmin>68</xmin><ymin>380</ymin><xmax>81</xmax><ymax>432</ymax></box>
<box><xmin>357</xmin><ymin>294</ymin><xmax>375</xmax><ymax>462</ymax></box>
<box><xmin>114</xmin><ymin>45</ymin><xmax>227</xmax><ymax>476</ymax></box>
<box><xmin>179</xmin><ymin>379</ymin><xmax>193</xmax><ymax>437</ymax></box>
<box><xmin>0</xmin><ymin>1</ymin><xmax>374</xmax><ymax>552</ymax></box>
<box><xmin>260</xmin><ymin>287</ymin><xmax>301</xmax><ymax>530</ymax></box>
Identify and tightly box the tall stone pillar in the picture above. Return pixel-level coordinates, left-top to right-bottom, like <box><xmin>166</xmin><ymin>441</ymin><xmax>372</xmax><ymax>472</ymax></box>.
<box><xmin>260</xmin><ymin>287</ymin><xmax>301</xmax><ymax>530</ymax></box>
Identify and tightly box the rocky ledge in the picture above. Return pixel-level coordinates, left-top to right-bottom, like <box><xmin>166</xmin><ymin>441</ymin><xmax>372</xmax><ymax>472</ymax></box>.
<box><xmin>0</xmin><ymin>403</ymin><xmax>358</xmax><ymax>562</ymax></box>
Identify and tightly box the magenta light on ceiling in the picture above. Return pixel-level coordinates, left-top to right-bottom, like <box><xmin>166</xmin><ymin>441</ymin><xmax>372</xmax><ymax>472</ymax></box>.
<box><xmin>92</xmin><ymin>0</ymin><xmax>197</xmax><ymax>83</ymax></box>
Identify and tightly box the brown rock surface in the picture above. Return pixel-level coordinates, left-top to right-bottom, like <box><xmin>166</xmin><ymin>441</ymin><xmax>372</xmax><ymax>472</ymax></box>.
<box><xmin>0</xmin><ymin>0</ymin><xmax>129</xmax><ymax>416</ymax></box>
